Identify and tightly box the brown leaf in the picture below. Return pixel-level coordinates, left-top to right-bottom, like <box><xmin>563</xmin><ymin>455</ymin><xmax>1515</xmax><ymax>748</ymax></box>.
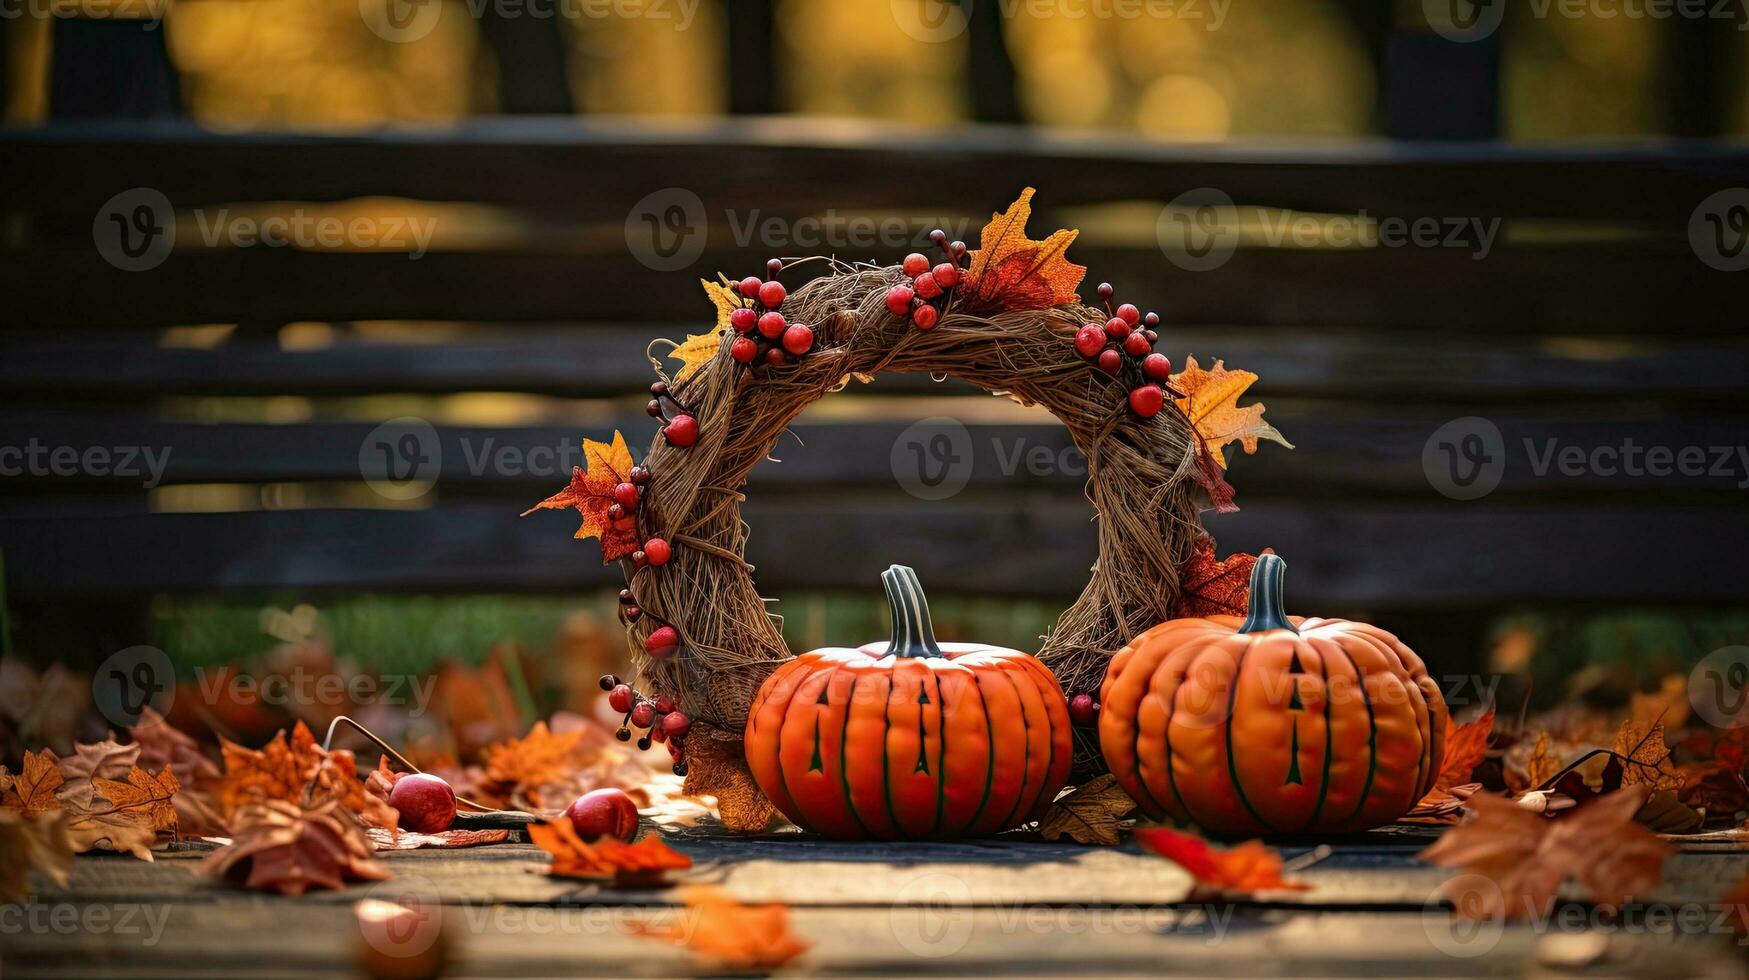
<box><xmin>527</xmin><ymin>818</ymin><xmax>692</xmax><ymax>884</ymax></box>
<box><xmin>682</xmin><ymin>731</ymin><xmax>778</xmax><ymax>832</ymax></box>
<box><xmin>129</xmin><ymin>707</ymin><xmax>220</xmax><ymax>783</ymax></box>
<box><xmin>1</xmin><ymin>749</ymin><xmax>65</xmax><ymax>813</ymax></box>
<box><xmin>519</xmin><ymin>432</ymin><xmax>641</xmax><ymax>563</ymax></box>
<box><xmin>1420</xmin><ymin>786</ymin><xmax>1671</xmax><ymax>919</ymax></box>
<box><xmin>63</xmin><ymin>803</ymin><xmax>159</xmax><ymax>861</ymax></box>
<box><xmin>56</xmin><ymin>739</ymin><xmax>142</xmax><ymax>808</ymax></box>
<box><xmin>632</xmin><ymin>885</ymin><xmax>810</xmax><ymax>970</ymax></box>
<box><xmin>1167</xmin><ymin>540</ymin><xmax>1256</xmax><ymax>619</ymax></box>
<box><xmin>1613</xmin><ymin>720</ymin><xmax>1683</xmax><ymax>792</ymax></box>
<box><xmin>1679</xmin><ymin>761</ymin><xmax>1749</xmax><ymax>818</ymax></box>
<box><xmin>201</xmin><ymin>797</ymin><xmax>390</xmax><ymax>896</ymax></box>
<box><xmin>1525</xmin><ymin>731</ymin><xmax>1563</xmax><ymax>789</ymax></box>
<box><xmin>366</xmin><ymin>826</ymin><xmax>510</xmax><ymax>850</ymax></box>
<box><xmin>1134</xmin><ymin>826</ymin><xmax>1312</xmax><ymax>894</ymax></box>
<box><xmin>1634</xmin><ymin>790</ymin><xmax>1703</xmax><ymax>834</ymax></box>
<box><xmin>1037</xmin><ymin>775</ymin><xmax>1135</xmax><ymax>845</ymax></box>
<box><xmin>1403</xmin><ymin>783</ymin><xmax>1480</xmax><ymax>825</ymax></box>
<box><xmin>0</xmin><ymin>809</ymin><xmax>74</xmax><ymax>904</ymax></box>
<box><xmin>217</xmin><ymin>721</ymin><xmax>384</xmax><ymax>826</ymax></box>
<box><xmin>92</xmin><ymin>766</ymin><xmax>181</xmax><ymax>835</ymax></box>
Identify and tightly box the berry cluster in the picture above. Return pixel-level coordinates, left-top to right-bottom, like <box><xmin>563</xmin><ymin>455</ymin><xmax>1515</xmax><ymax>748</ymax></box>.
<box><xmin>1073</xmin><ymin>283</ymin><xmax>1173</xmax><ymax>418</ymax></box>
<box><xmin>885</xmin><ymin>230</ymin><xmax>964</xmax><ymax>330</ymax></box>
<box><xmin>602</xmin><ymin>674</ymin><xmax>692</xmax><ymax>775</ymax></box>
<box><xmin>647</xmin><ymin>381</ymin><xmax>698</xmax><ymax>448</ymax></box>
<box><xmin>728</xmin><ymin>258</ymin><xmax>815</xmax><ymax>369</ymax></box>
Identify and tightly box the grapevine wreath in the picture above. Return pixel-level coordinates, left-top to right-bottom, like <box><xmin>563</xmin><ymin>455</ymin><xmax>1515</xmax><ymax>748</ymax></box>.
<box><xmin>524</xmin><ymin>189</ymin><xmax>1294</xmax><ymax>830</ymax></box>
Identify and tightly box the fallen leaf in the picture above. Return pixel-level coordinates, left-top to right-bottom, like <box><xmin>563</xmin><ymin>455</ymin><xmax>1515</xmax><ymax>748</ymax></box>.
<box><xmin>91</xmin><ymin>766</ymin><xmax>181</xmax><ymax>835</ymax></box>
<box><xmin>1525</xmin><ymin>732</ymin><xmax>1563</xmax><ymax>789</ymax></box>
<box><xmin>366</xmin><ymin>826</ymin><xmax>511</xmax><ymax>850</ymax></box>
<box><xmin>1404</xmin><ymin>783</ymin><xmax>1480</xmax><ymax>825</ymax></box>
<box><xmin>485</xmin><ymin>721</ymin><xmax>586</xmax><ymax>793</ymax></box>
<box><xmin>201</xmin><ymin>797</ymin><xmax>390</xmax><ymax>896</ymax></box>
<box><xmin>1167</xmin><ymin>539</ymin><xmax>1256</xmax><ymax>619</ymax></box>
<box><xmin>62</xmin><ymin>802</ymin><xmax>159</xmax><ymax>861</ymax></box>
<box><xmin>1</xmin><ymin>750</ymin><xmax>65</xmax><ymax>813</ymax></box>
<box><xmin>633</xmin><ymin>885</ymin><xmax>810</xmax><ymax>970</ymax></box>
<box><xmin>0</xmin><ymin>809</ymin><xmax>73</xmax><ymax>904</ymax></box>
<box><xmin>1037</xmin><ymin>775</ymin><xmax>1135</xmax><ymax>845</ymax></box>
<box><xmin>1420</xmin><ymin>786</ymin><xmax>1670</xmax><ymax>919</ymax></box>
<box><xmin>1133</xmin><ymin>826</ymin><xmax>1312</xmax><ymax>894</ymax></box>
<box><xmin>957</xmin><ymin>187</ymin><xmax>1086</xmax><ymax>314</ymax></box>
<box><xmin>528</xmin><ymin>818</ymin><xmax>692</xmax><ymax>884</ymax></box>
<box><xmin>1634</xmin><ymin>790</ymin><xmax>1703</xmax><ymax>834</ymax></box>
<box><xmin>1170</xmin><ymin>356</ymin><xmax>1293</xmax><ymax>469</ymax></box>
<box><xmin>682</xmin><ymin>730</ymin><xmax>778</xmax><ymax>832</ymax></box>
<box><xmin>1629</xmin><ymin>674</ymin><xmax>1689</xmax><ymax>732</ymax></box>
<box><xmin>1433</xmin><ymin>708</ymin><xmax>1496</xmax><ymax>795</ymax></box>
<box><xmin>1680</xmin><ymin>761</ymin><xmax>1749</xmax><ymax>818</ymax></box>
<box><xmin>519</xmin><ymin>432</ymin><xmax>641</xmax><ymax>563</ymax></box>
<box><xmin>56</xmin><ymin>739</ymin><xmax>142</xmax><ymax>807</ymax></box>
<box><xmin>217</xmin><ymin>721</ymin><xmax>388</xmax><ymax>828</ymax></box>
<box><xmin>1613</xmin><ymin>721</ymin><xmax>1683</xmax><ymax>792</ymax></box>
<box><xmin>129</xmin><ymin>707</ymin><xmax>220</xmax><ymax>783</ymax></box>
<box><xmin>668</xmin><ymin>278</ymin><xmax>741</xmax><ymax>383</ymax></box>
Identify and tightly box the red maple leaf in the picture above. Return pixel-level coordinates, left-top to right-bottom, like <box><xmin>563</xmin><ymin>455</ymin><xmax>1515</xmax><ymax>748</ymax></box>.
<box><xmin>520</xmin><ymin>431</ymin><xmax>641</xmax><ymax>563</ymax></box>
<box><xmin>1169</xmin><ymin>539</ymin><xmax>1256</xmax><ymax>619</ymax></box>
<box><xmin>956</xmin><ymin>188</ymin><xmax>1086</xmax><ymax>315</ymax></box>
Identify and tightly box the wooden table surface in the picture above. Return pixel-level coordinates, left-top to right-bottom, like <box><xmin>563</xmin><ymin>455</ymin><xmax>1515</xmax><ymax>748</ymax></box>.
<box><xmin>4</xmin><ymin>821</ymin><xmax>1746</xmax><ymax>978</ymax></box>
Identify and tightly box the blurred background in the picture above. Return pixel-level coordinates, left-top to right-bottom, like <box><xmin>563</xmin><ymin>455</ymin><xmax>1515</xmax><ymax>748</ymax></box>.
<box><xmin>2</xmin><ymin>0</ymin><xmax>1747</xmax><ymax>760</ymax></box>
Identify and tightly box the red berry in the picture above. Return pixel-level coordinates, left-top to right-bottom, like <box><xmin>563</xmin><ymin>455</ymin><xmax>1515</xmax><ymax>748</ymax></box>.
<box><xmin>913</xmin><ymin>273</ymin><xmax>942</xmax><ymax>300</ymax></box>
<box><xmin>1068</xmin><ymin>693</ymin><xmax>1098</xmax><ymax>726</ymax></box>
<box><xmin>662</xmin><ymin>712</ymin><xmax>691</xmax><ymax>738</ymax></box>
<box><xmin>1075</xmin><ymin>324</ymin><xmax>1106</xmax><ymax>358</ymax></box>
<box><xmin>388</xmin><ymin>773</ymin><xmax>457</xmax><ymax>834</ymax></box>
<box><xmin>654</xmin><ymin>694</ymin><xmax>675</xmax><ymax>714</ymax></box>
<box><xmin>730</xmin><ymin>307</ymin><xmax>757</xmax><ymax>334</ymax></box>
<box><xmin>613</xmin><ymin>482</ymin><xmax>640</xmax><ymax>509</ymax></box>
<box><xmin>663</xmin><ymin>414</ymin><xmax>698</xmax><ymax>447</ymax></box>
<box><xmin>758</xmin><ymin>311</ymin><xmax>786</xmax><ymax>339</ymax></box>
<box><xmin>608</xmin><ymin>684</ymin><xmax>634</xmax><ymax>712</ymax></box>
<box><xmin>643</xmin><ymin>537</ymin><xmax>672</xmax><ymax>566</ymax></box>
<box><xmin>598</xmin><ymin>674</ymin><xmax>618</xmax><ymax>691</ymax></box>
<box><xmin>651</xmin><ymin>726</ymin><xmax>667</xmax><ymax>743</ymax></box>
<box><xmin>758</xmin><ymin>280</ymin><xmax>787</xmax><ymax>308</ymax></box>
<box><xmin>1143</xmin><ymin>353</ymin><xmax>1172</xmax><ymax>381</ymax></box>
<box><xmin>738</xmin><ymin>276</ymin><xmax>762</xmax><ymax>298</ymax></box>
<box><xmin>623</xmin><ymin>604</ymin><xmax>641</xmax><ymax>622</ymax></box>
<box><xmin>630</xmin><ymin>702</ymin><xmax>655</xmax><ymax>728</ymax></box>
<box><xmin>1116</xmin><ymin>303</ymin><xmax>1140</xmax><ymax>325</ymax></box>
<box><xmin>912</xmin><ymin>304</ymin><xmax>939</xmax><ymax>330</ymax></box>
<box><xmin>731</xmin><ymin>336</ymin><xmax>759</xmax><ymax>363</ymax></box>
<box><xmin>885</xmin><ymin>284</ymin><xmax>915</xmax><ymax>317</ymax></box>
<box><xmin>931</xmin><ymin>262</ymin><xmax>959</xmax><ymax>288</ymax></box>
<box><xmin>764</xmin><ymin>347</ymin><xmax>788</xmax><ymax>367</ymax></box>
<box><xmin>1145</xmin><ymin>329</ymin><xmax>1159</xmax><ymax>344</ymax></box>
<box><xmin>782</xmin><ymin>323</ymin><xmax>814</xmax><ymax>356</ymax></box>
<box><xmin>1129</xmin><ymin>384</ymin><xmax>1165</xmax><ymax>418</ymax></box>
<box><xmin>901</xmin><ymin>252</ymin><xmax>930</xmax><ymax>277</ymax></box>
<box><xmin>1105</xmin><ymin>316</ymin><xmax>1131</xmax><ymax>338</ymax></box>
<box><xmin>631</xmin><ymin>550</ymin><xmax>647</xmax><ymax>567</ymax></box>
<box><xmin>607</xmin><ymin>502</ymin><xmax>625</xmax><ymax>523</ymax></box>
<box><xmin>645</xmin><ymin>625</ymin><xmax>679</xmax><ymax>660</ymax></box>
<box><xmin>1143</xmin><ymin>311</ymin><xmax>1160</xmax><ymax>327</ymax></box>
<box><xmin>629</xmin><ymin>466</ymin><xmax>650</xmax><ymax>484</ymax></box>
<box><xmin>1123</xmin><ymin>332</ymin><xmax>1151</xmax><ymax>357</ymax></box>
<box><xmin>1097</xmin><ymin>349</ymin><xmax>1122</xmax><ymax>374</ymax></box>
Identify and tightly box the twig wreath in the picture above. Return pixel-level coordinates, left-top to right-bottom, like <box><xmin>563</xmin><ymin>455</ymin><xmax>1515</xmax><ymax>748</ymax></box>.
<box><xmin>524</xmin><ymin>189</ymin><xmax>1292</xmax><ymax>825</ymax></box>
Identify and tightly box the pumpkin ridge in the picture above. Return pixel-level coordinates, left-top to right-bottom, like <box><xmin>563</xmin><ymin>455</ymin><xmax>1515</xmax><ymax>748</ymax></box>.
<box><xmin>1024</xmin><ymin>665</ymin><xmax>1061</xmax><ymax>825</ymax></box>
<box><xmin>991</xmin><ymin>667</ymin><xmax>1036</xmax><ymax>834</ymax></box>
<box><xmin>1300</xmin><ymin>636</ymin><xmax>1338</xmax><ymax>832</ymax></box>
<box><xmin>880</xmin><ymin>672</ymin><xmax>902</xmax><ymax>840</ymax></box>
<box><xmin>930</xmin><ymin>668</ymin><xmax>948</xmax><ymax>838</ymax></box>
<box><xmin>783</xmin><ymin>667</ymin><xmax>831</xmax><ymax>835</ymax></box>
<box><xmin>1222</xmin><ymin>644</ymin><xmax>1278</xmax><ymax>835</ymax></box>
<box><xmin>1127</xmin><ymin>650</ymin><xmax>1177</xmax><ymax>822</ymax></box>
<box><xmin>1158</xmin><ymin>642</ymin><xmax>1218</xmax><ymax>828</ymax></box>
<box><xmin>1335</xmin><ymin>645</ymin><xmax>1380</xmax><ymax>828</ymax></box>
<box><xmin>964</xmin><ymin>675</ymin><xmax>997</xmax><ymax>833</ymax></box>
<box><xmin>1344</xmin><ymin>627</ymin><xmax>1430</xmax><ymax>819</ymax></box>
<box><xmin>837</xmin><ymin>672</ymin><xmax>877</xmax><ymax>839</ymax></box>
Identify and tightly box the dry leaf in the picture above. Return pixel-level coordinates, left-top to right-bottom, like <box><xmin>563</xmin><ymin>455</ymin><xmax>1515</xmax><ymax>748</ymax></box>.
<box><xmin>1433</xmin><ymin>707</ymin><xmax>1496</xmax><ymax>795</ymax></box>
<box><xmin>1167</xmin><ymin>539</ymin><xmax>1256</xmax><ymax>619</ymax></box>
<box><xmin>633</xmin><ymin>885</ymin><xmax>810</xmax><ymax>970</ymax></box>
<box><xmin>56</xmin><ymin>739</ymin><xmax>141</xmax><ymax>808</ymax></box>
<box><xmin>129</xmin><ymin>707</ymin><xmax>220</xmax><ymax>783</ymax></box>
<box><xmin>1613</xmin><ymin>721</ymin><xmax>1683</xmax><ymax>792</ymax></box>
<box><xmin>63</xmin><ymin>802</ymin><xmax>159</xmax><ymax>861</ymax></box>
<box><xmin>92</xmin><ymin>766</ymin><xmax>181</xmax><ymax>835</ymax></box>
<box><xmin>668</xmin><ymin>278</ymin><xmax>740</xmax><ymax>383</ymax></box>
<box><xmin>201</xmin><ymin>797</ymin><xmax>390</xmax><ymax>896</ymax></box>
<box><xmin>1634</xmin><ymin>790</ymin><xmax>1703</xmax><ymax>834</ymax></box>
<box><xmin>218</xmin><ymin>721</ymin><xmax>389</xmax><ymax>829</ymax></box>
<box><xmin>1679</xmin><ymin>760</ymin><xmax>1749</xmax><ymax>818</ymax></box>
<box><xmin>519</xmin><ymin>432</ymin><xmax>642</xmax><ymax>563</ymax></box>
<box><xmin>485</xmin><ymin>721</ymin><xmax>586</xmax><ymax>792</ymax></box>
<box><xmin>683</xmin><ymin>731</ymin><xmax>778</xmax><ymax>832</ymax></box>
<box><xmin>1037</xmin><ymin>775</ymin><xmax>1135</xmax><ymax>845</ymax></box>
<box><xmin>1526</xmin><ymin>731</ymin><xmax>1563</xmax><ymax>789</ymax></box>
<box><xmin>1629</xmin><ymin>674</ymin><xmax>1689</xmax><ymax>732</ymax></box>
<box><xmin>1171</xmin><ymin>355</ymin><xmax>1293</xmax><ymax>468</ymax></box>
<box><xmin>1403</xmin><ymin>783</ymin><xmax>1480</xmax><ymax>825</ymax></box>
<box><xmin>0</xmin><ymin>809</ymin><xmax>74</xmax><ymax>904</ymax></box>
<box><xmin>957</xmin><ymin>187</ymin><xmax>1086</xmax><ymax>314</ymax></box>
<box><xmin>1134</xmin><ymin>826</ymin><xmax>1312</xmax><ymax>894</ymax></box>
<box><xmin>1420</xmin><ymin>786</ymin><xmax>1670</xmax><ymax>919</ymax></box>
<box><xmin>366</xmin><ymin>826</ymin><xmax>510</xmax><ymax>850</ymax></box>
<box><xmin>528</xmin><ymin>818</ymin><xmax>692</xmax><ymax>884</ymax></box>
<box><xmin>1</xmin><ymin>750</ymin><xmax>66</xmax><ymax>813</ymax></box>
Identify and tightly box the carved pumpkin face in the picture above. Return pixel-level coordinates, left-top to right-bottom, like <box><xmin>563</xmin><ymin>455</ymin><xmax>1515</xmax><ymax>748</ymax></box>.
<box><xmin>1099</xmin><ymin>554</ymin><xmax>1447</xmax><ymax>837</ymax></box>
<box><xmin>745</xmin><ymin>566</ymin><xmax>1072</xmax><ymax>839</ymax></box>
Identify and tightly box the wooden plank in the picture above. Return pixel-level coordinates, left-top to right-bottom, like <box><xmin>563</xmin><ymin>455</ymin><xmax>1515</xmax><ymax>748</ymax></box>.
<box><xmin>1</xmin><ymin>495</ymin><xmax>1745</xmax><ymax>604</ymax></box>
<box><xmin>2</xmin><ymin>119</ymin><xmax>1744</xmax><ymax>221</ymax></box>
<box><xmin>0</xmin><ymin>243</ymin><xmax>1732</xmax><ymax>332</ymax></box>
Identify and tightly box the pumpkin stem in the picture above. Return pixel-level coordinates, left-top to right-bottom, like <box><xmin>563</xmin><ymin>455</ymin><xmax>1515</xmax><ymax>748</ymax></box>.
<box><xmin>1238</xmin><ymin>552</ymin><xmax>1298</xmax><ymax>634</ymax></box>
<box><xmin>881</xmin><ymin>565</ymin><xmax>944</xmax><ymax>659</ymax></box>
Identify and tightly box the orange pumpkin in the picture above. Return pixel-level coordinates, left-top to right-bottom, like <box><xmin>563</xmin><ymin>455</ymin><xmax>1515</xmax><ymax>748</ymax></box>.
<box><xmin>1099</xmin><ymin>553</ymin><xmax>1446</xmax><ymax>836</ymax></box>
<box><xmin>745</xmin><ymin>565</ymin><xmax>1072</xmax><ymax>839</ymax></box>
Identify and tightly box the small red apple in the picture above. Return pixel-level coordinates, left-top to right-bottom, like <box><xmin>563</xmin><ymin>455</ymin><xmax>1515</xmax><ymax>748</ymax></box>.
<box><xmin>388</xmin><ymin>773</ymin><xmax>457</xmax><ymax>834</ymax></box>
<box><xmin>566</xmin><ymin>788</ymin><xmax>638</xmax><ymax>842</ymax></box>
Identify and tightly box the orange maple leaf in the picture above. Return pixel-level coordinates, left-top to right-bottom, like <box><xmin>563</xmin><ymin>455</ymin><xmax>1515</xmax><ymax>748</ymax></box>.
<box><xmin>520</xmin><ymin>431</ymin><xmax>641</xmax><ymax>563</ymax></box>
<box><xmin>484</xmin><ymin>721</ymin><xmax>585</xmax><ymax>790</ymax></box>
<box><xmin>1169</xmin><ymin>356</ymin><xmax>1291</xmax><ymax>513</ymax></box>
<box><xmin>528</xmin><ymin>818</ymin><xmax>693</xmax><ymax>884</ymax></box>
<box><xmin>1</xmin><ymin>750</ymin><xmax>65</xmax><ymax>813</ymax></box>
<box><xmin>957</xmin><ymin>187</ymin><xmax>1086</xmax><ymax>314</ymax></box>
<box><xmin>217</xmin><ymin>721</ymin><xmax>379</xmax><ymax>824</ymax></box>
<box><xmin>1133</xmin><ymin>826</ymin><xmax>1311</xmax><ymax>894</ymax></box>
<box><xmin>1433</xmin><ymin>707</ymin><xmax>1496</xmax><ymax>795</ymax></box>
<box><xmin>93</xmin><ymin>766</ymin><xmax>181</xmax><ymax>835</ymax></box>
<box><xmin>1168</xmin><ymin>539</ymin><xmax>1257</xmax><ymax>619</ymax></box>
<box><xmin>633</xmin><ymin>885</ymin><xmax>810</xmax><ymax>970</ymax></box>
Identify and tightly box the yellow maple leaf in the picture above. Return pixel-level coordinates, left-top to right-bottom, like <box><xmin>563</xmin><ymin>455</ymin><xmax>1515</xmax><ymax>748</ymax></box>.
<box><xmin>1170</xmin><ymin>355</ymin><xmax>1293</xmax><ymax>467</ymax></box>
<box><xmin>519</xmin><ymin>431</ymin><xmax>641</xmax><ymax>562</ymax></box>
<box><xmin>1613</xmin><ymin>720</ymin><xmax>1683</xmax><ymax>792</ymax></box>
<box><xmin>669</xmin><ymin>277</ymin><xmax>742</xmax><ymax>383</ymax></box>
<box><xmin>958</xmin><ymin>187</ymin><xmax>1086</xmax><ymax>313</ymax></box>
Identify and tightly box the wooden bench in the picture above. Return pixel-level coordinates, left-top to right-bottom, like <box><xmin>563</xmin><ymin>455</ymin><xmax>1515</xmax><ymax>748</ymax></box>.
<box><xmin>3</xmin><ymin>120</ymin><xmax>1748</xmax><ymax>674</ymax></box>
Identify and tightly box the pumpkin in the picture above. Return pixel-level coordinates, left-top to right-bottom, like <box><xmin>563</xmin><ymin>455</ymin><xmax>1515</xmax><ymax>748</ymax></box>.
<box><xmin>1099</xmin><ymin>553</ymin><xmax>1447</xmax><ymax>836</ymax></box>
<box><xmin>745</xmin><ymin>565</ymin><xmax>1073</xmax><ymax>839</ymax></box>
